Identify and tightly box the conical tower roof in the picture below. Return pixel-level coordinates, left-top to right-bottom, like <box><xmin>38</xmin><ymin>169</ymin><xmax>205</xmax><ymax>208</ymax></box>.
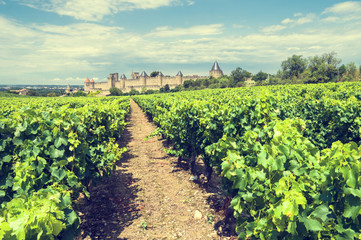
<box><xmin>121</xmin><ymin>74</ymin><xmax>127</xmax><ymax>79</ymax></box>
<box><xmin>140</xmin><ymin>71</ymin><xmax>148</xmax><ymax>77</ymax></box>
<box><xmin>211</xmin><ymin>61</ymin><xmax>221</xmax><ymax>71</ymax></box>
<box><xmin>159</xmin><ymin>72</ymin><xmax>164</xmax><ymax>76</ymax></box>
<box><xmin>176</xmin><ymin>71</ymin><xmax>183</xmax><ymax>76</ymax></box>
<box><xmin>91</xmin><ymin>78</ymin><xmax>95</xmax><ymax>83</ymax></box>
<box><xmin>85</xmin><ymin>77</ymin><xmax>90</xmax><ymax>83</ymax></box>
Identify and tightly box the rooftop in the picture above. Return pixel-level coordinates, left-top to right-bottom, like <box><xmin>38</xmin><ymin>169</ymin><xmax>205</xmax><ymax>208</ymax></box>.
<box><xmin>140</xmin><ymin>71</ymin><xmax>148</xmax><ymax>77</ymax></box>
<box><xmin>211</xmin><ymin>61</ymin><xmax>221</xmax><ymax>71</ymax></box>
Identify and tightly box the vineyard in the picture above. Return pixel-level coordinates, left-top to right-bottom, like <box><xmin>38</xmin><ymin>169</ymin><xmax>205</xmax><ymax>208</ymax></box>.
<box><xmin>0</xmin><ymin>96</ymin><xmax>129</xmax><ymax>239</ymax></box>
<box><xmin>133</xmin><ymin>82</ymin><xmax>361</xmax><ymax>240</ymax></box>
<box><xmin>1</xmin><ymin>81</ymin><xmax>361</xmax><ymax>239</ymax></box>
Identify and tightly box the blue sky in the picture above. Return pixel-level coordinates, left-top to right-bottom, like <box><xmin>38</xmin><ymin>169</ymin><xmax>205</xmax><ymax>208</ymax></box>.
<box><xmin>1</xmin><ymin>0</ymin><xmax>361</xmax><ymax>85</ymax></box>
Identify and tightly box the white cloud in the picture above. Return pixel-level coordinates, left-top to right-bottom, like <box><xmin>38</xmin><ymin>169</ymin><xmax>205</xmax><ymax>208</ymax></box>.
<box><xmin>0</xmin><ymin>1</ymin><xmax>6</xmax><ymax>5</ymax></box>
<box><xmin>322</xmin><ymin>1</ymin><xmax>361</xmax><ymax>22</ymax></box>
<box><xmin>147</xmin><ymin>24</ymin><xmax>223</xmax><ymax>37</ymax></box>
<box><xmin>263</xmin><ymin>13</ymin><xmax>315</xmax><ymax>34</ymax></box>
<box><xmin>232</xmin><ymin>24</ymin><xmax>245</xmax><ymax>29</ymax></box>
<box><xmin>17</xmin><ymin>0</ymin><xmax>190</xmax><ymax>21</ymax></box>
<box><xmin>2</xmin><ymin>13</ymin><xmax>361</xmax><ymax>70</ymax></box>
<box><xmin>260</xmin><ymin>24</ymin><xmax>286</xmax><ymax>33</ymax></box>
<box><xmin>321</xmin><ymin>16</ymin><xmax>340</xmax><ymax>23</ymax></box>
<box><xmin>2</xmin><ymin>1</ymin><xmax>361</xmax><ymax>83</ymax></box>
<box><xmin>296</xmin><ymin>14</ymin><xmax>315</xmax><ymax>24</ymax></box>
<box><xmin>281</xmin><ymin>18</ymin><xmax>293</xmax><ymax>24</ymax></box>
<box><xmin>0</xmin><ymin>16</ymin><xmax>135</xmax><ymax>82</ymax></box>
<box><xmin>323</xmin><ymin>1</ymin><xmax>361</xmax><ymax>14</ymax></box>
<box><xmin>281</xmin><ymin>13</ymin><xmax>315</xmax><ymax>25</ymax></box>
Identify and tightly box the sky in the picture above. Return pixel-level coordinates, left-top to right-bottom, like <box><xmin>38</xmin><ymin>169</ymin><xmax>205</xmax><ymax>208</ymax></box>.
<box><xmin>1</xmin><ymin>0</ymin><xmax>361</xmax><ymax>85</ymax></box>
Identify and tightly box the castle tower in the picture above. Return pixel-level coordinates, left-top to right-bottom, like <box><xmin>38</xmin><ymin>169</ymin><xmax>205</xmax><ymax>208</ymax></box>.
<box><xmin>90</xmin><ymin>78</ymin><xmax>95</xmax><ymax>89</ymax></box>
<box><xmin>120</xmin><ymin>74</ymin><xmax>126</xmax><ymax>89</ymax></box>
<box><xmin>84</xmin><ymin>77</ymin><xmax>90</xmax><ymax>92</ymax></box>
<box><xmin>158</xmin><ymin>72</ymin><xmax>164</xmax><ymax>86</ymax></box>
<box><xmin>131</xmin><ymin>72</ymin><xmax>140</xmax><ymax>79</ymax></box>
<box><xmin>108</xmin><ymin>73</ymin><xmax>118</xmax><ymax>88</ymax></box>
<box><xmin>210</xmin><ymin>61</ymin><xmax>223</xmax><ymax>78</ymax></box>
<box><xmin>140</xmin><ymin>71</ymin><xmax>148</xmax><ymax>86</ymax></box>
<box><xmin>176</xmin><ymin>71</ymin><xmax>183</xmax><ymax>85</ymax></box>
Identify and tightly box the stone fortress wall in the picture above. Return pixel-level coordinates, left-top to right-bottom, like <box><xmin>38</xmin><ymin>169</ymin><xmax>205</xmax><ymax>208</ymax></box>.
<box><xmin>84</xmin><ymin>61</ymin><xmax>223</xmax><ymax>93</ymax></box>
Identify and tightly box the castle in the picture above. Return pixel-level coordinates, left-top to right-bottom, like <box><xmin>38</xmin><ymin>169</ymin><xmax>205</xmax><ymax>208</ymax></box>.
<box><xmin>84</xmin><ymin>61</ymin><xmax>223</xmax><ymax>93</ymax></box>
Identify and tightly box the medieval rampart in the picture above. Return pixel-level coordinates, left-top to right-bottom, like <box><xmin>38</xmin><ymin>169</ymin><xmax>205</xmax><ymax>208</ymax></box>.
<box><xmin>84</xmin><ymin>61</ymin><xmax>223</xmax><ymax>93</ymax></box>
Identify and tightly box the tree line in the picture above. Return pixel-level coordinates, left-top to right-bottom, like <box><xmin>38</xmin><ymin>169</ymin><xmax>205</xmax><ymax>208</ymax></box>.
<box><xmin>108</xmin><ymin>52</ymin><xmax>361</xmax><ymax>95</ymax></box>
<box><xmin>271</xmin><ymin>52</ymin><xmax>360</xmax><ymax>85</ymax></box>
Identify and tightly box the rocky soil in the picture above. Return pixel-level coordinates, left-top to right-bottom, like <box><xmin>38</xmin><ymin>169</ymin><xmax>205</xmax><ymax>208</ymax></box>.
<box><xmin>76</xmin><ymin>99</ymin><xmax>237</xmax><ymax>240</ymax></box>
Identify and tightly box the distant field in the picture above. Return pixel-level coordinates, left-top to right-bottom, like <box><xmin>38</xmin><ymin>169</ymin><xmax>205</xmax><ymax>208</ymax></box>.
<box><xmin>0</xmin><ymin>92</ymin><xmax>25</xmax><ymax>97</ymax></box>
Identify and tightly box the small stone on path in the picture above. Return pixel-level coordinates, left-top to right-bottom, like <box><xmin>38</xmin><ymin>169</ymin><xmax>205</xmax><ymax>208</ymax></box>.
<box><xmin>194</xmin><ymin>210</ymin><xmax>203</xmax><ymax>220</ymax></box>
<box><xmin>189</xmin><ymin>175</ymin><xmax>198</xmax><ymax>181</ymax></box>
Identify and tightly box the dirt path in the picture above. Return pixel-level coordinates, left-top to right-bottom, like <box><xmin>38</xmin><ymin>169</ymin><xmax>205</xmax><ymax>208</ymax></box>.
<box><xmin>76</xmin><ymin>99</ymin><xmax>236</xmax><ymax>240</ymax></box>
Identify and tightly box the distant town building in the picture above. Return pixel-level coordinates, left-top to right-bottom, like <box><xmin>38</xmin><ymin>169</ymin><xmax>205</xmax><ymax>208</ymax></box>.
<box><xmin>84</xmin><ymin>62</ymin><xmax>223</xmax><ymax>93</ymax></box>
<box><xmin>245</xmin><ymin>78</ymin><xmax>256</xmax><ymax>87</ymax></box>
<box><xmin>65</xmin><ymin>84</ymin><xmax>72</xmax><ymax>94</ymax></box>
<box><xmin>65</xmin><ymin>84</ymin><xmax>79</xmax><ymax>94</ymax></box>
<box><xmin>10</xmin><ymin>88</ymin><xmax>29</xmax><ymax>95</ymax></box>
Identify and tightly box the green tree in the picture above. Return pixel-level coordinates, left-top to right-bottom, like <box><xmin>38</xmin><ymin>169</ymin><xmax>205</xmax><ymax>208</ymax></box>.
<box><xmin>109</xmin><ymin>87</ymin><xmax>123</xmax><ymax>96</ymax></box>
<box><xmin>304</xmin><ymin>52</ymin><xmax>341</xmax><ymax>83</ymax></box>
<box><xmin>208</xmin><ymin>83</ymin><xmax>219</xmax><ymax>89</ymax></box>
<box><xmin>150</xmin><ymin>71</ymin><xmax>160</xmax><ymax>77</ymax></box>
<box><xmin>47</xmin><ymin>92</ymin><xmax>57</xmax><ymax>97</ymax></box>
<box><xmin>253</xmin><ymin>71</ymin><xmax>268</xmax><ymax>82</ymax></box>
<box><xmin>27</xmin><ymin>90</ymin><xmax>39</xmax><ymax>96</ymax></box>
<box><xmin>267</xmin><ymin>71</ymin><xmax>283</xmax><ymax>85</ymax></box>
<box><xmin>202</xmin><ymin>78</ymin><xmax>212</xmax><ymax>87</ymax></box>
<box><xmin>218</xmin><ymin>77</ymin><xmax>231</xmax><ymax>88</ymax></box>
<box><xmin>194</xmin><ymin>78</ymin><xmax>204</xmax><ymax>87</ymax></box>
<box><xmin>129</xmin><ymin>89</ymin><xmax>140</xmax><ymax>96</ymax></box>
<box><xmin>145</xmin><ymin>89</ymin><xmax>157</xmax><ymax>94</ymax></box>
<box><xmin>346</xmin><ymin>62</ymin><xmax>357</xmax><ymax>78</ymax></box>
<box><xmin>230</xmin><ymin>67</ymin><xmax>251</xmax><ymax>87</ymax></box>
<box><xmin>339</xmin><ymin>64</ymin><xmax>346</xmax><ymax>79</ymax></box>
<box><xmin>73</xmin><ymin>91</ymin><xmax>87</xmax><ymax>97</ymax></box>
<box><xmin>171</xmin><ymin>85</ymin><xmax>183</xmax><ymax>92</ymax></box>
<box><xmin>339</xmin><ymin>62</ymin><xmax>358</xmax><ymax>82</ymax></box>
<box><xmin>235</xmin><ymin>81</ymin><xmax>245</xmax><ymax>87</ymax></box>
<box><xmin>183</xmin><ymin>80</ymin><xmax>194</xmax><ymax>89</ymax></box>
<box><xmin>159</xmin><ymin>84</ymin><xmax>170</xmax><ymax>93</ymax></box>
<box><xmin>281</xmin><ymin>55</ymin><xmax>308</xmax><ymax>79</ymax></box>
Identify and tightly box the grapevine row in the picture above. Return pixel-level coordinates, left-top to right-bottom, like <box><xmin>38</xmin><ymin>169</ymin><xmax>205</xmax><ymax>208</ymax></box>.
<box><xmin>133</xmin><ymin>82</ymin><xmax>361</xmax><ymax>239</ymax></box>
<box><xmin>0</xmin><ymin>96</ymin><xmax>129</xmax><ymax>239</ymax></box>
